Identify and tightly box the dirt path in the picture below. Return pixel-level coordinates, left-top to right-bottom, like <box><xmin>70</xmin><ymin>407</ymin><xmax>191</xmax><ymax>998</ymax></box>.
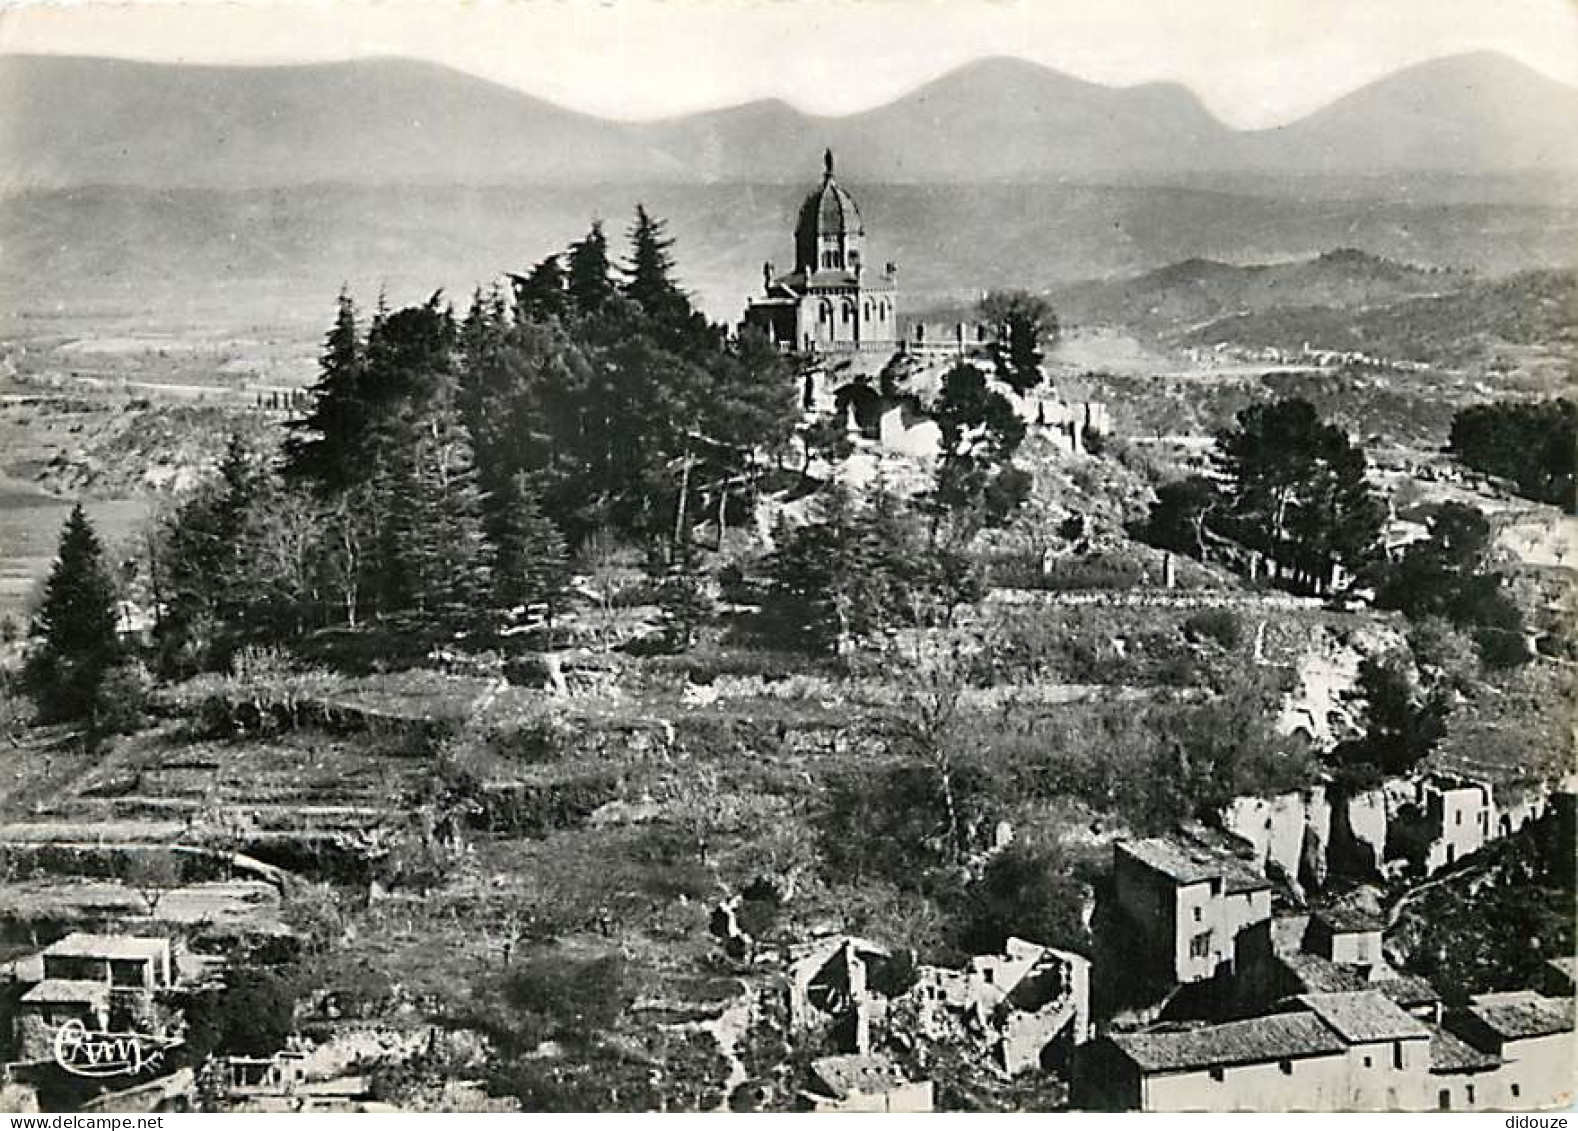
<box><xmin>706</xmin><ymin>990</ymin><xmax>754</xmax><ymax>1113</ymax></box>
<box><xmin>1384</xmin><ymin>858</ymin><xmax>1493</xmax><ymax>931</ymax></box>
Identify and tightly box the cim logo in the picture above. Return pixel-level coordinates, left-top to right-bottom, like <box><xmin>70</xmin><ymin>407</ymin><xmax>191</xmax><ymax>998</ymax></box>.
<box><xmin>51</xmin><ymin>1019</ymin><xmax>176</xmax><ymax>1078</ymax></box>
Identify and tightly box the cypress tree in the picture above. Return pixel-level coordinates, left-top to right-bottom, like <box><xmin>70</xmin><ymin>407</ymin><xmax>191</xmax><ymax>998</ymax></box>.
<box><xmin>23</xmin><ymin>504</ymin><xmax>124</xmax><ymax>723</ymax></box>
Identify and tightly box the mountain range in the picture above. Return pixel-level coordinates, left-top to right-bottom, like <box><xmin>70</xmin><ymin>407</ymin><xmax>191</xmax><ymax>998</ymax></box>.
<box><xmin>3</xmin><ymin>51</ymin><xmax>1577</xmax><ymax>188</ymax></box>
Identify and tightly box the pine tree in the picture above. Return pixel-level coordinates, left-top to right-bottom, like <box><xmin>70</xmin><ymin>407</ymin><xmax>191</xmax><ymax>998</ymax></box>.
<box><xmin>493</xmin><ymin>473</ymin><xmax>571</xmax><ymax>640</ymax></box>
<box><xmin>284</xmin><ymin>289</ymin><xmax>366</xmax><ymax>489</ymax></box>
<box><xmin>567</xmin><ymin>221</ymin><xmax>614</xmax><ymax>315</ymax></box>
<box><xmin>381</xmin><ymin>396</ymin><xmax>492</xmax><ymax>632</ymax></box>
<box><xmin>23</xmin><ymin>504</ymin><xmax>124</xmax><ymax>723</ymax></box>
<box><xmin>623</xmin><ymin>205</ymin><xmax>683</xmax><ymax>318</ymax></box>
<box><xmin>153</xmin><ymin>434</ymin><xmax>267</xmax><ymax>675</ymax></box>
<box><xmin>511</xmin><ymin>255</ymin><xmax>568</xmax><ymax>324</ymax></box>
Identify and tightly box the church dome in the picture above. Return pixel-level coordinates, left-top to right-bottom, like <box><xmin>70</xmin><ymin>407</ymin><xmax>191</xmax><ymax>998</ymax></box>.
<box><xmin>794</xmin><ymin>149</ymin><xmax>864</xmax><ymax>273</ymax></box>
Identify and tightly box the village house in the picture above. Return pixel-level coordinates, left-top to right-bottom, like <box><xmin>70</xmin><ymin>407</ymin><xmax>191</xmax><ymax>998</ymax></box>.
<box><xmin>1241</xmin><ymin>908</ymin><xmax>1440</xmax><ymax>1024</ymax></box>
<box><xmin>14</xmin><ymin>980</ymin><xmax>113</xmax><ymax>1062</ymax></box>
<box><xmin>1303</xmin><ymin>909</ymin><xmax>1383</xmax><ymax>972</ymax></box>
<box><xmin>1112</xmin><ymin>837</ymin><xmax>1273</xmax><ymax>987</ymax></box>
<box><xmin>1075</xmin><ymin>1010</ymin><xmax>1352</xmax><ymax>1111</ymax></box>
<box><xmin>1288</xmin><ymin>991</ymin><xmax>1432</xmax><ymax>1110</ymax></box>
<box><xmin>38</xmin><ymin>934</ymin><xmax>173</xmax><ymax>991</ymax></box>
<box><xmin>1424</xmin><ymin>1023</ymin><xmax>1504</xmax><ymax>1111</ymax></box>
<box><xmin>1074</xmin><ymin>988</ymin><xmax>1574</xmax><ymax>1111</ymax></box>
<box><xmin>1418</xmin><ymin>777</ymin><xmax>1493</xmax><ymax>872</ymax></box>
<box><xmin>801</xmin><ymin>1054</ymin><xmax>933</xmax><ymax>1113</ymax></box>
<box><xmin>1445</xmin><ymin>991</ymin><xmax>1576</xmax><ymax>1110</ymax></box>
<box><xmin>11</xmin><ymin>935</ymin><xmax>178</xmax><ymax>1063</ymax></box>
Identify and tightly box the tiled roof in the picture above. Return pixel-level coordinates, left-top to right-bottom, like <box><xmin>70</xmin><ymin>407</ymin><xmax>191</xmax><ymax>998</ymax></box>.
<box><xmin>808</xmin><ymin>1054</ymin><xmax>912</xmax><ymax>1099</ymax></box>
<box><xmin>1372</xmin><ymin>974</ymin><xmax>1441</xmax><ymax>1010</ymax></box>
<box><xmin>1110</xmin><ymin>1013</ymin><xmax>1345</xmax><ymax>1073</ymax></box>
<box><xmin>1466</xmin><ymin>993</ymin><xmax>1574</xmax><ymax>1041</ymax></box>
<box><xmin>1427</xmin><ymin>1024</ymin><xmax>1502</xmax><ymax>1074</ymax></box>
<box><xmin>1117</xmin><ymin>838</ymin><xmax>1270</xmax><ymax>892</ymax></box>
<box><xmin>1298</xmin><ymin>991</ymin><xmax>1432</xmax><ymax>1044</ymax></box>
<box><xmin>21</xmin><ymin>979</ymin><xmax>110</xmax><ymax>1004</ymax></box>
<box><xmin>1278</xmin><ymin>952</ymin><xmax>1370</xmax><ymax>994</ymax></box>
<box><xmin>42</xmin><ymin>934</ymin><xmax>168</xmax><ymax>961</ymax></box>
<box><xmin>1313</xmin><ymin>906</ymin><xmax>1384</xmax><ymax>934</ymax></box>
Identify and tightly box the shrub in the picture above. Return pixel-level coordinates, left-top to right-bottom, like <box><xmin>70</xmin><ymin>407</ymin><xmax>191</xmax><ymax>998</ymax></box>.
<box><xmin>185</xmin><ymin>968</ymin><xmax>298</xmax><ymax>1060</ymax></box>
<box><xmin>1181</xmin><ymin>608</ymin><xmax>1243</xmax><ymax>651</ymax></box>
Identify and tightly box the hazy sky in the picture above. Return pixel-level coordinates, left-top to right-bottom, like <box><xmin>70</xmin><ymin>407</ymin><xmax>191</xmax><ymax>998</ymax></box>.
<box><xmin>3</xmin><ymin>0</ymin><xmax>1577</xmax><ymax>127</ymax></box>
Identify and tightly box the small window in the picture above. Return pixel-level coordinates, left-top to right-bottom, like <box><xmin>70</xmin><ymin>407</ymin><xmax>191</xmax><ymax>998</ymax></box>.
<box><xmin>1193</xmin><ymin>906</ymin><xmax>1203</xmax><ymax>923</ymax></box>
<box><xmin>1511</xmin><ymin>1084</ymin><xmax>1521</xmax><ymax>1098</ymax></box>
<box><xmin>1392</xmin><ymin>1041</ymin><xmax>1404</xmax><ymax>1070</ymax></box>
<box><xmin>1279</xmin><ymin>1060</ymin><xmax>1293</xmax><ymax>1076</ymax></box>
<box><xmin>1456</xmin><ymin>811</ymin><xmax>1463</xmax><ymax>826</ymax></box>
<box><xmin>1466</xmin><ymin>1085</ymin><xmax>1475</xmax><ymax>1106</ymax></box>
<box><xmin>1438</xmin><ymin>1089</ymin><xmax>1451</xmax><ymax>1111</ymax></box>
<box><xmin>1362</xmin><ymin>1056</ymin><xmax>1373</xmax><ymax>1068</ymax></box>
<box><xmin>1209</xmin><ymin>1067</ymin><xmax>1225</xmax><ymax>1083</ymax></box>
<box><xmin>1189</xmin><ymin>932</ymin><xmax>1212</xmax><ymax>959</ymax></box>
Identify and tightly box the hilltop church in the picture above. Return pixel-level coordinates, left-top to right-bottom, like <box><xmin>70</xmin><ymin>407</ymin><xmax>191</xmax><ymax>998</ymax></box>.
<box><xmin>742</xmin><ymin>150</ymin><xmax>899</xmax><ymax>353</ymax></box>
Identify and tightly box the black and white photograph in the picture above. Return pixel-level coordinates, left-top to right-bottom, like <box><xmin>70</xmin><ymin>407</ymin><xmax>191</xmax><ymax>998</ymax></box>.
<box><xmin>0</xmin><ymin>0</ymin><xmax>1573</xmax><ymax>1114</ymax></box>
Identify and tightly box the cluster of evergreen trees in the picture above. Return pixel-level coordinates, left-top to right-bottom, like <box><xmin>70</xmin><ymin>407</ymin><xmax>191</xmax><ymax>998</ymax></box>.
<box><xmin>1448</xmin><ymin>398</ymin><xmax>1575</xmax><ymax>510</ymax></box>
<box><xmin>765</xmin><ymin>483</ymin><xmax>981</xmax><ymax>654</ymax></box>
<box><xmin>1144</xmin><ymin>397</ymin><xmax>1385</xmax><ymax>594</ymax></box>
<box><xmin>143</xmin><ymin>207</ymin><xmax>798</xmax><ymax>674</ymax></box>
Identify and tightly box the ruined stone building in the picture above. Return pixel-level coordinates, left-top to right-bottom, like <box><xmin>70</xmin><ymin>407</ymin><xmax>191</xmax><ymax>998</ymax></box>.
<box><xmin>785</xmin><ymin>933</ymin><xmax>1090</xmax><ymax>1079</ymax></box>
<box><xmin>742</xmin><ymin>149</ymin><xmax>898</xmax><ymax>355</ymax></box>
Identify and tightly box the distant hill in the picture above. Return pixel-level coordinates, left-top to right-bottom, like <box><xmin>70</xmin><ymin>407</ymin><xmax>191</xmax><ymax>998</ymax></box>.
<box><xmin>2</xmin><ymin>51</ymin><xmax>1576</xmax><ymax>189</ymax></box>
<box><xmin>1052</xmin><ymin>248</ymin><xmax>1466</xmax><ymax>332</ymax></box>
<box><xmin>6</xmin><ymin>185</ymin><xmax>1576</xmax><ymax>338</ymax></box>
<box><xmin>1239</xmin><ymin>53</ymin><xmax>1578</xmax><ymax>174</ymax></box>
<box><xmin>1182</xmin><ymin>268</ymin><xmax>1578</xmax><ymax>365</ymax></box>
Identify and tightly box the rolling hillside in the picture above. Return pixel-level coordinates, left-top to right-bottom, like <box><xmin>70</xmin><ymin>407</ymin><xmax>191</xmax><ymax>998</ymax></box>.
<box><xmin>5</xmin><ymin>184</ymin><xmax>1577</xmax><ymax>341</ymax></box>
<box><xmin>1182</xmin><ymin>268</ymin><xmax>1578</xmax><ymax>366</ymax></box>
<box><xmin>1051</xmin><ymin>249</ymin><xmax>1465</xmax><ymax>332</ymax></box>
